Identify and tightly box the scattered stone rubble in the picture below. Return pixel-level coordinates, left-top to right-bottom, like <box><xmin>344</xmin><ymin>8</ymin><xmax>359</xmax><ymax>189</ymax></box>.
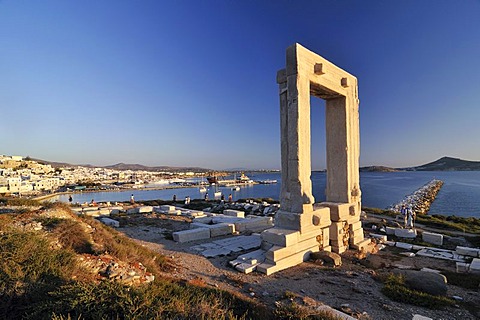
<box><xmin>388</xmin><ymin>179</ymin><xmax>444</xmax><ymax>214</ymax></box>
<box><xmin>173</xmin><ymin>213</ymin><xmax>273</xmax><ymax>243</ymax></box>
<box><xmin>367</xmin><ymin>224</ymin><xmax>480</xmax><ymax>275</ymax></box>
<box><xmin>79</xmin><ymin>254</ymin><xmax>155</xmax><ymax>285</ymax></box>
<box><xmin>191</xmin><ymin>234</ymin><xmax>262</xmax><ymax>258</ymax></box>
<box><xmin>204</xmin><ymin>200</ymin><xmax>280</xmax><ymax>217</ymax></box>
<box><xmin>12</xmin><ymin>219</ymin><xmax>43</xmax><ymax>231</ymax></box>
<box><xmin>71</xmin><ymin>201</ymin><xmax>480</xmax><ymax>278</ymax></box>
<box><xmin>71</xmin><ymin>200</ymin><xmax>279</xmax><ymax>232</ymax></box>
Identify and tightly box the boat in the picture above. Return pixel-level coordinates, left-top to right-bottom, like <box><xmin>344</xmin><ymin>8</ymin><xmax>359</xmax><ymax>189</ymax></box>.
<box><xmin>206</xmin><ymin>176</ymin><xmax>218</xmax><ymax>184</ymax></box>
<box><xmin>257</xmin><ymin>179</ymin><xmax>277</xmax><ymax>184</ymax></box>
<box><xmin>231</xmin><ymin>186</ymin><xmax>240</xmax><ymax>191</ymax></box>
<box><xmin>237</xmin><ymin>173</ymin><xmax>251</xmax><ymax>183</ymax></box>
<box><xmin>214</xmin><ymin>190</ymin><xmax>222</xmax><ymax>197</ymax></box>
<box><xmin>199</xmin><ymin>186</ymin><xmax>207</xmax><ymax>192</ymax></box>
<box><xmin>208</xmin><ymin>172</ymin><xmax>253</xmax><ymax>186</ymax></box>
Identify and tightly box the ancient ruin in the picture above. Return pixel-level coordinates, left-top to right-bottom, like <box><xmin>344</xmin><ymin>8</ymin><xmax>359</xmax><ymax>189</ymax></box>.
<box><xmin>256</xmin><ymin>44</ymin><xmax>370</xmax><ymax>275</ymax></box>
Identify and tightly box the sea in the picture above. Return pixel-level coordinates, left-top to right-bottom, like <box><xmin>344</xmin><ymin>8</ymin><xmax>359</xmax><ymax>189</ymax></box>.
<box><xmin>51</xmin><ymin>171</ymin><xmax>480</xmax><ymax>219</ymax></box>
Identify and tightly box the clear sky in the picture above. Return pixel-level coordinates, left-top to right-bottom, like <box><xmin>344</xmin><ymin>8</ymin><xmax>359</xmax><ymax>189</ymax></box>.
<box><xmin>1</xmin><ymin>1</ymin><xmax>480</xmax><ymax>170</ymax></box>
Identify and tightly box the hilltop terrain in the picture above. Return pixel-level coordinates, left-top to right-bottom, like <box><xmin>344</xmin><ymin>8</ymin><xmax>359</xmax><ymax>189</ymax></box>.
<box><xmin>1</xmin><ymin>199</ymin><xmax>480</xmax><ymax>319</ymax></box>
<box><xmin>30</xmin><ymin>157</ymin><xmax>211</xmax><ymax>172</ymax></box>
<box><xmin>407</xmin><ymin>156</ymin><xmax>480</xmax><ymax>171</ymax></box>
<box><xmin>31</xmin><ymin>155</ymin><xmax>480</xmax><ymax>173</ymax></box>
<box><xmin>361</xmin><ymin>156</ymin><xmax>480</xmax><ymax>172</ymax></box>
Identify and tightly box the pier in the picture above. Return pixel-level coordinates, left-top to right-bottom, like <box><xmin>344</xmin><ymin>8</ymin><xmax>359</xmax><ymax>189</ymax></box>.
<box><xmin>388</xmin><ymin>179</ymin><xmax>444</xmax><ymax>214</ymax></box>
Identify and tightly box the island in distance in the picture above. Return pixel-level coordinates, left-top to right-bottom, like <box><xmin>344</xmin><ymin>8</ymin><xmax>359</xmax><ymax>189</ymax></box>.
<box><xmin>32</xmin><ymin>155</ymin><xmax>480</xmax><ymax>172</ymax></box>
<box><xmin>360</xmin><ymin>156</ymin><xmax>480</xmax><ymax>172</ymax></box>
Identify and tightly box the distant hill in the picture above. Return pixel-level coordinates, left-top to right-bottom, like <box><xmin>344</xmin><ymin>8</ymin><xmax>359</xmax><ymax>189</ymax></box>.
<box><xmin>407</xmin><ymin>156</ymin><xmax>480</xmax><ymax>171</ymax></box>
<box><xmin>104</xmin><ymin>163</ymin><xmax>211</xmax><ymax>172</ymax></box>
<box><xmin>29</xmin><ymin>158</ymin><xmax>211</xmax><ymax>172</ymax></box>
<box><xmin>360</xmin><ymin>166</ymin><xmax>399</xmax><ymax>172</ymax></box>
<box><xmin>360</xmin><ymin>156</ymin><xmax>480</xmax><ymax>172</ymax></box>
<box><xmin>30</xmin><ymin>158</ymin><xmax>78</xmax><ymax>168</ymax></box>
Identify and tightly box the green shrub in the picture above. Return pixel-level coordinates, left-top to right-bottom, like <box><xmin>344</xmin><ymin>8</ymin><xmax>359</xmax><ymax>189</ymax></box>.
<box><xmin>416</xmin><ymin>215</ymin><xmax>480</xmax><ymax>234</ymax></box>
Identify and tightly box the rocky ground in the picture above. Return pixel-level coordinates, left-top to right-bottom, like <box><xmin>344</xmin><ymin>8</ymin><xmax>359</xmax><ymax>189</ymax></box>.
<box><xmin>116</xmin><ymin>213</ymin><xmax>480</xmax><ymax>320</ymax></box>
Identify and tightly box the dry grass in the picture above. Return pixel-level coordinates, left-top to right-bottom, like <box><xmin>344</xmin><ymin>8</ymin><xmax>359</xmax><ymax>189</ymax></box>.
<box><xmin>0</xmin><ymin>203</ymin><xmax>276</xmax><ymax>319</ymax></box>
<box><xmin>84</xmin><ymin>217</ymin><xmax>173</xmax><ymax>274</ymax></box>
<box><xmin>49</xmin><ymin>219</ymin><xmax>94</xmax><ymax>254</ymax></box>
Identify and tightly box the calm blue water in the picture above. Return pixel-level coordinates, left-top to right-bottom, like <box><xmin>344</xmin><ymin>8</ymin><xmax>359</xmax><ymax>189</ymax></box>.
<box><xmin>52</xmin><ymin>171</ymin><xmax>480</xmax><ymax>218</ymax></box>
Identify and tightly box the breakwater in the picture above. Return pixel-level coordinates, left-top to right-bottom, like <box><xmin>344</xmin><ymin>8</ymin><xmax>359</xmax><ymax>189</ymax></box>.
<box><xmin>388</xmin><ymin>179</ymin><xmax>444</xmax><ymax>214</ymax></box>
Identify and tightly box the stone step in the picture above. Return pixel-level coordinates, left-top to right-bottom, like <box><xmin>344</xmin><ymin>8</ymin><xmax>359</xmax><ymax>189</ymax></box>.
<box><xmin>265</xmin><ymin>236</ymin><xmax>320</xmax><ymax>261</ymax></box>
<box><xmin>172</xmin><ymin>228</ymin><xmax>210</xmax><ymax>243</ymax></box>
<box><xmin>349</xmin><ymin>238</ymin><xmax>371</xmax><ymax>251</ymax></box>
<box><xmin>455</xmin><ymin>246</ymin><xmax>480</xmax><ymax>258</ymax></box>
<box><xmin>422</xmin><ymin>231</ymin><xmax>443</xmax><ymax>246</ymax></box>
<box><xmin>257</xmin><ymin>245</ymin><xmax>319</xmax><ymax>275</ymax></box>
<box><xmin>261</xmin><ymin>227</ymin><xmax>300</xmax><ymax>247</ymax></box>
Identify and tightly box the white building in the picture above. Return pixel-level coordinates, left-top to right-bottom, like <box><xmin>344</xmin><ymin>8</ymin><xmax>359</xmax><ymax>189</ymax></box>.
<box><xmin>7</xmin><ymin>177</ymin><xmax>22</xmax><ymax>193</ymax></box>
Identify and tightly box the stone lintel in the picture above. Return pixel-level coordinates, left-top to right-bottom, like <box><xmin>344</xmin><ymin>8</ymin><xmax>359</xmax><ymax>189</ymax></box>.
<box><xmin>287</xmin><ymin>43</ymin><xmax>356</xmax><ymax>94</ymax></box>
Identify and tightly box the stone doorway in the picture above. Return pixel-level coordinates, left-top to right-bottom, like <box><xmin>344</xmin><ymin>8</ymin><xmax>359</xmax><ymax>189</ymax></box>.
<box><xmin>256</xmin><ymin>44</ymin><xmax>370</xmax><ymax>275</ymax></box>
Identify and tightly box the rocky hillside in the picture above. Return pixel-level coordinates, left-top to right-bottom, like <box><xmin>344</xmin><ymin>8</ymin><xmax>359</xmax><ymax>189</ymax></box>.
<box><xmin>360</xmin><ymin>166</ymin><xmax>399</xmax><ymax>172</ymax></box>
<box><xmin>409</xmin><ymin>156</ymin><xmax>480</xmax><ymax>171</ymax></box>
<box><xmin>362</xmin><ymin>157</ymin><xmax>480</xmax><ymax>172</ymax></box>
<box><xmin>0</xmin><ymin>202</ymin><xmax>268</xmax><ymax>319</ymax></box>
<box><xmin>104</xmin><ymin>162</ymin><xmax>211</xmax><ymax>172</ymax></box>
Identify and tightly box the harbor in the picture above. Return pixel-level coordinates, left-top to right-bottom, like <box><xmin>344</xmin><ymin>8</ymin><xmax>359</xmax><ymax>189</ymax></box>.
<box><xmin>45</xmin><ymin>171</ymin><xmax>480</xmax><ymax>219</ymax></box>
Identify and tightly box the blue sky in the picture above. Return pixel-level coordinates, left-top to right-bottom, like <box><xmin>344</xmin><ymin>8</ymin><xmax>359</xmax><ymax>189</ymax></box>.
<box><xmin>1</xmin><ymin>1</ymin><xmax>480</xmax><ymax>170</ymax></box>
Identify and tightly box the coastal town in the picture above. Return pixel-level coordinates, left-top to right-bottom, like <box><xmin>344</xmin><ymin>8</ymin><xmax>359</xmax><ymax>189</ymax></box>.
<box><xmin>0</xmin><ymin>155</ymin><xmax>213</xmax><ymax>196</ymax></box>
